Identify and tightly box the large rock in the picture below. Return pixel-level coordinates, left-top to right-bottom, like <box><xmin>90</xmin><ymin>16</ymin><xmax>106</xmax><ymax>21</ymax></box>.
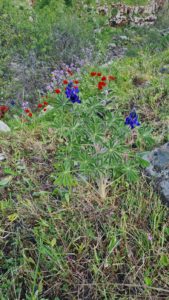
<box><xmin>143</xmin><ymin>142</ymin><xmax>169</xmax><ymax>206</ymax></box>
<box><xmin>0</xmin><ymin>121</ymin><xmax>11</xmax><ymax>133</ymax></box>
<box><xmin>109</xmin><ymin>0</ymin><xmax>167</xmax><ymax>27</ymax></box>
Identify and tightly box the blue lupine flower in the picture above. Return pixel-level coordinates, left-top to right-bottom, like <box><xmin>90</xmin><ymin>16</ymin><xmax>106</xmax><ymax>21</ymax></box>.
<box><xmin>10</xmin><ymin>100</ymin><xmax>15</xmax><ymax>106</ymax></box>
<box><xmin>125</xmin><ymin>109</ymin><xmax>140</xmax><ymax>129</ymax></box>
<box><xmin>65</xmin><ymin>82</ymin><xmax>81</xmax><ymax>104</ymax></box>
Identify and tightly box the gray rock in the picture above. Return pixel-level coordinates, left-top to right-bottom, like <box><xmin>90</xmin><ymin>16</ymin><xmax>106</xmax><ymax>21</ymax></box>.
<box><xmin>159</xmin><ymin>65</ymin><xmax>169</xmax><ymax>74</ymax></box>
<box><xmin>109</xmin><ymin>43</ymin><xmax>117</xmax><ymax>48</ymax></box>
<box><xmin>0</xmin><ymin>121</ymin><xmax>11</xmax><ymax>133</ymax></box>
<box><xmin>119</xmin><ymin>35</ymin><xmax>128</xmax><ymax>41</ymax></box>
<box><xmin>143</xmin><ymin>142</ymin><xmax>169</xmax><ymax>206</ymax></box>
<box><xmin>0</xmin><ymin>153</ymin><xmax>6</xmax><ymax>161</ymax></box>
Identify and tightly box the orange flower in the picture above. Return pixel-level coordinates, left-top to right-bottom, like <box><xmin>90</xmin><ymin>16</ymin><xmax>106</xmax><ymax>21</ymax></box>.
<box><xmin>73</xmin><ymin>80</ymin><xmax>79</xmax><ymax>84</ymax></box>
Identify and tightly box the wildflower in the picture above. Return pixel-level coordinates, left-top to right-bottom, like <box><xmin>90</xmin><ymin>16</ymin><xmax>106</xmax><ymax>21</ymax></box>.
<box><xmin>101</xmin><ymin>76</ymin><xmax>107</xmax><ymax>81</ymax></box>
<box><xmin>98</xmin><ymin>81</ymin><xmax>107</xmax><ymax>90</ymax></box>
<box><xmin>22</xmin><ymin>101</ymin><xmax>29</xmax><ymax>110</ymax></box>
<box><xmin>55</xmin><ymin>89</ymin><xmax>61</xmax><ymax>94</ymax></box>
<box><xmin>10</xmin><ymin>100</ymin><xmax>15</xmax><ymax>106</ymax></box>
<box><xmin>0</xmin><ymin>106</ymin><xmax>9</xmax><ymax>118</ymax></box>
<box><xmin>46</xmin><ymin>85</ymin><xmax>52</xmax><ymax>91</ymax></box>
<box><xmin>24</xmin><ymin>109</ymin><xmax>30</xmax><ymax>113</ymax></box>
<box><xmin>28</xmin><ymin>112</ymin><xmax>32</xmax><ymax>117</ymax></box>
<box><xmin>44</xmin><ymin>108</ymin><xmax>47</xmax><ymax>112</ymax></box>
<box><xmin>0</xmin><ymin>106</ymin><xmax>9</xmax><ymax>113</ymax></box>
<box><xmin>67</xmin><ymin>69</ymin><xmax>73</xmax><ymax>76</ymax></box>
<box><xmin>63</xmin><ymin>80</ymin><xmax>68</xmax><ymax>85</ymax></box>
<box><xmin>97</xmin><ymin>72</ymin><xmax>102</xmax><ymax>76</ymax></box>
<box><xmin>65</xmin><ymin>82</ymin><xmax>81</xmax><ymax>104</ymax></box>
<box><xmin>38</xmin><ymin>103</ymin><xmax>43</xmax><ymax>108</ymax></box>
<box><xmin>98</xmin><ymin>82</ymin><xmax>103</xmax><ymax>90</ymax></box>
<box><xmin>108</xmin><ymin>75</ymin><xmax>116</xmax><ymax>81</ymax></box>
<box><xmin>43</xmin><ymin>101</ymin><xmax>48</xmax><ymax>106</ymax></box>
<box><xmin>125</xmin><ymin>109</ymin><xmax>140</xmax><ymax>129</ymax></box>
<box><xmin>147</xmin><ymin>233</ymin><xmax>153</xmax><ymax>241</ymax></box>
<box><xmin>90</xmin><ymin>72</ymin><xmax>97</xmax><ymax>77</ymax></box>
<box><xmin>73</xmin><ymin>80</ymin><xmax>79</xmax><ymax>84</ymax></box>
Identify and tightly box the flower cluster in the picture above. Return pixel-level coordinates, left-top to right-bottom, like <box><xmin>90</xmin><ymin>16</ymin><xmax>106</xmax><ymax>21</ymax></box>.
<box><xmin>65</xmin><ymin>82</ymin><xmax>81</xmax><ymax>104</ymax></box>
<box><xmin>125</xmin><ymin>109</ymin><xmax>140</xmax><ymax>129</ymax></box>
<box><xmin>46</xmin><ymin>63</ymin><xmax>81</xmax><ymax>93</ymax></box>
<box><xmin>90</xmin><ymin>71</ymin><xmax>116</xmax><ymax>91</ymax></box>
<box><xmin>37</xmin><ymin>100</ymin><xmax>49</xmax><ymax>112</ymax></box>
<box><xmin>24</xmin><ymin>108</ymin><xmax>32</xmax><ymax>118</ymax></box>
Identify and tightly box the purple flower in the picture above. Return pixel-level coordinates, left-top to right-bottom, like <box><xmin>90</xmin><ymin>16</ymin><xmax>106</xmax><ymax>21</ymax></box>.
<box><xmin>125</xmin><ymin>109</ymin><xmax>140</xmax><ymax>129</ymax></box>
<box><xmin>147</xmin><ymin>233</ymin><xmax>153</xmax><ymax>241</ymax></box>
<box><xmin>22</xmin><ymin>101</ymin><xmax>29</xmax><ymax>110</ymax></box>
<box><xmin>65</xmin><ymin>82</ymin><xmax>81</xmax><ymax>104</ymax></box>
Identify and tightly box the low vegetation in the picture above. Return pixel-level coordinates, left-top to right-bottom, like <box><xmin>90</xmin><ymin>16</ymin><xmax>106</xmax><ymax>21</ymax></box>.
<box><xmin>0</xmin><ymin>0</ymin><xmax>169</xmax><ymax>299</ymax></box>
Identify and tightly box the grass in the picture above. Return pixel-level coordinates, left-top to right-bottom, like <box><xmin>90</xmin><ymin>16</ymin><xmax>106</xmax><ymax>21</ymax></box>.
<box><xmin>0</xmin><ymin>128</ymin><xmax>168</xmax><ymax>299</ymax></box>
<box><xmin>0</xmin><ymin>1</ymin><xmax>169</xmax><ymax>299</ymax></box>
<box><xmin>1</xmin><ymin>45</ymin><xmax>169</xmax><ymax>299</ymax></box>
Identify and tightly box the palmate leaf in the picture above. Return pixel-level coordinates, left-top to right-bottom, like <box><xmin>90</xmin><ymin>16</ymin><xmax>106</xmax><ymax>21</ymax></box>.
<box><xmin>122</xmin><ymin>164</ymin><xmax>139</xmax><ymax>183</ymax></box>
<box><xmin>54</xmin><ymin>171</ymin><xmax>77</xmax><ymax>188</ymax></box>
<box><xmin>54</xmin><ymin>160</ymin><xmax>77</xmax><ymax>188</ymax></box>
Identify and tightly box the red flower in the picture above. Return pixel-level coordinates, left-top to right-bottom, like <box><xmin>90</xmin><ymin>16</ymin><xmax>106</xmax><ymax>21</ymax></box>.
<box><xmin>43</xmin><ymin>101</ymin><xmax>48</xmax><ymax>106</ymax></box>
<box><xmin>44</xmin><ymin>108</ymin><xmax>47</xmax><ymax>112</ymax></box>
<box><xmin>73</xmin><ymin>86</ymin><xmax>78</xmax><ymax>89</ymax></box>
<box><xmin>108</xmin><ymin>75</ymin><xmax>116</xmax><ymax>81</ymax></box>
<box><xmin>73</xmin><ymin>80</ymin><xmax>79</xmax><ymax>84</ymax></box>
<box><xmin>97</xmin><ymin>72</ymin><xmax>102</xmax><ymax>76</ymax></box>
<box><xmin>63</xmin><ymin>80</ymin><xmax>68</xmax><ymax>84</ymax></box>
<box><xmin>55</xmin><ymin>89</ymin><xmax>61</xmax><ymax>94</ymax></box>
<box><xmin>24</xmin><ymin>109</ymin><xmax>30</xmax><ymax>113</ymax></box>
<box><xmin>98</xmin><ymin>81</ymin><xmax>107</xmax><ymax>90</ymax></box>
<box><xmin>28</xmin><ymin>112</ymin><xmax>32</xmax><ymax>117</ymax></box>
<box><xmin>38</xmin><ymin>103</ymin><xmax>43</xmax><ymax>108</ymax></box>
<box><xmin>0</xmin><ymin>106</ymin><xmax>9</xmax><ymax>112</ymax></box>
<box><xmin>98</xmin><ymin>85</ymin><xmax>103</xmax><ymax>90</ymax></box>
<box><xmin>90</xmin><ymin>72</ymin><xmax>97</xmax><ymax>77</ymax></box>
<box><xmin>67</xmin><ymin>69</ymin><xmax>73</xmax><ymax>76</ymax></box>
<box><xmin>101</xmin><ymin>76</ymin><xmax>107</xmax><ymax>81</ymax></box>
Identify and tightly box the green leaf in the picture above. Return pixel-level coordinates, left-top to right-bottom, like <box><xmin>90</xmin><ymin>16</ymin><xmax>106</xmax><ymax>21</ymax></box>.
<box><xmin>4</xmin><ymin>168</ymin><xmax>17</xmax><ymax>176</ymax></box>
<box><xmin>108</xmin><ymin>236</ymin><xmax>117</xmax><ymax>253</ymax></box>
<box><xmin>51</xmin><ymin>238</ymin><xmax>57</xmax><ymax>247</ymax></box>
<box><xmin>0</xmin><ymin>176</ymin><xmax>12</xmax><ymax>187</ymax></box>
<box><xmin>144</xmin><ymin>277</ymin><xmax>152</xmax><ymax>286</ymax></box>
<box><xmin>8</xmin><ymin>213</ymin><xmax>19</xmax><ymax>222</ymax></box>
<box><xmin>160</xmin><ymin>255</ymin><xmax>169</xmax><ymax>267</ymax></box>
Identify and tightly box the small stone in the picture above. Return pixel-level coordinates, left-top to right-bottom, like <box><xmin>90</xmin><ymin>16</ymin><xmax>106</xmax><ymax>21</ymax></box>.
<box><xmin>119</xmin><ymin>35</ymin><xmax>128</xmax><ymax>41</ymax></box>
<box><xmin>159</xmin><ymin>65</ymin><xmax>169</xmax><ymax>74</ymax></box>
<box><xmin>0</xmin><ymin>121</ymin><xmax>11</xmax><ymax>133</ymax></box>
<box><xmin>0</xmin><ymin>153</ymin><xmax>6</xmax><ymax>161</ymax></box>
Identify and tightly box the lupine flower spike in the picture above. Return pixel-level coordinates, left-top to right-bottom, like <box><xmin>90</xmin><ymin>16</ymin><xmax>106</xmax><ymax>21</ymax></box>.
<box><xmin>125</xmin><ymin>109</ymin><xmax>140</xmax><ymax>129</ymax></box>
<box><xmin>65</xmin><ymin>82</ymin><xmax>81</xmax><ymax>104</ymax></box>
